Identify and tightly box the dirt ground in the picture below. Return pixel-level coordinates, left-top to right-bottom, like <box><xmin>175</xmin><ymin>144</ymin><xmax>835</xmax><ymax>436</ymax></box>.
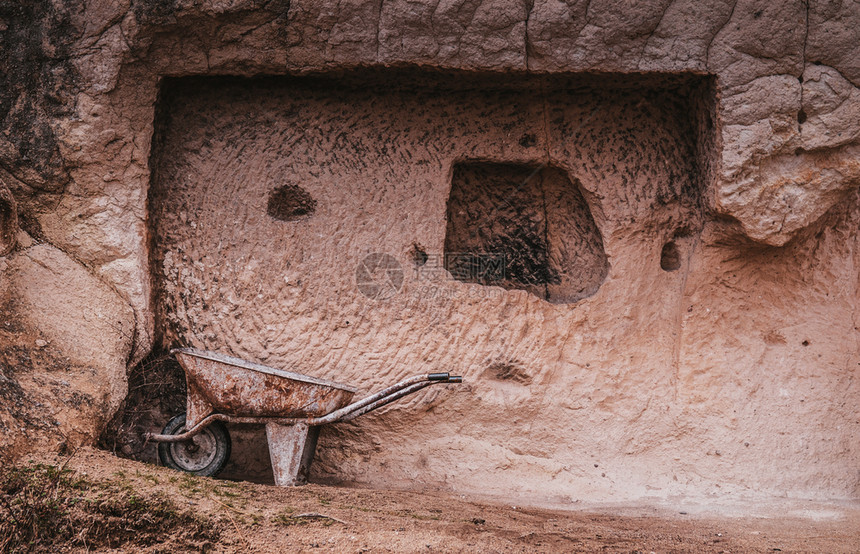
<box><xmin>9</xmin><ymin>447</ymin><xmax>857</xmax><ymax>553</ymax></box>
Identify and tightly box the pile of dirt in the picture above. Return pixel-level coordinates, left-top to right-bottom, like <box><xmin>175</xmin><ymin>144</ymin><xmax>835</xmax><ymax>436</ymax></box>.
<box><xmin>0</xmin><ymin>460</ymin><xmax>219</xmax><ymax>552</ymax></box>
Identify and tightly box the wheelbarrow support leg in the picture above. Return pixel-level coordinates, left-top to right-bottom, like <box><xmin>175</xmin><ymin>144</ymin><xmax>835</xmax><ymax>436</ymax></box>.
<box><xmin>266</xmin><ymin>422</ymin><xmax>319</xmax><ymax>486</ymax></box>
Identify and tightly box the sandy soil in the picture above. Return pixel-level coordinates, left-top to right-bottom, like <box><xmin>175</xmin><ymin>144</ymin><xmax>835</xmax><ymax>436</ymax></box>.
<box><xmin>22</xmin><ymin>448</ymin><xmax>860</xmax><ymax>553</ymax></box>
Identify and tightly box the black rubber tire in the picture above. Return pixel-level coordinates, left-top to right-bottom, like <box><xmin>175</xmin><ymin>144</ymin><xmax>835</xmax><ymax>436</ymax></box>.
<box><xmin>157</xmin><ymin>414</ymin><xmax>231</xmax><ymax>477</ymax></box>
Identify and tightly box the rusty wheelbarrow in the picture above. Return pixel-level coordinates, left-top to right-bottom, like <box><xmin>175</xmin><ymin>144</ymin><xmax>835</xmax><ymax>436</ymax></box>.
<box><xmin>147</xmin><ymin>348</ymin><xmax>462</xmax><ymax>486</ymax></box>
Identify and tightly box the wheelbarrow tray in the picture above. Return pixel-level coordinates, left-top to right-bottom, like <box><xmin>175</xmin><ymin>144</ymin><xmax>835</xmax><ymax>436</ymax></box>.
<box><xmin>174</xmin><ymin>348</ymin><xmax>358</xmax><ymax>427</ymax></box>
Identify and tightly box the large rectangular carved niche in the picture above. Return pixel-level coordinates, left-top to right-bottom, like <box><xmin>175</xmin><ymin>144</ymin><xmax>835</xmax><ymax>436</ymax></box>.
<box><xmin>147</xmin><ymin>71</ymin><xmax>714</xmax><ymax>352</ymax></box>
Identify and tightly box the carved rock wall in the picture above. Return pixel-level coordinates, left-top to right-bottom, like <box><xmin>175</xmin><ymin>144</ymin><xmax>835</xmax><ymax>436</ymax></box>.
<box><xmin>0</xmin><ymin>0</ymin><xmax>858</xmax><ymax>504</ymax></box>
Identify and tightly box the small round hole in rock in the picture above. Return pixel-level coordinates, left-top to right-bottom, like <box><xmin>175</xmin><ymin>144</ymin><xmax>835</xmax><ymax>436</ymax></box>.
<box><xmin>519</xmin><ymin>133</ymin><xmax>537</xmax><ymax>147</ymax></box>
<box><xmin>410</xmin><ymin>243</ymin><xmax>428</xmax><ymax>266</ymax></box>
<box><xmin>660</xmin><ymin>241</ymin><xmax>681</xmax><ymax>271</ymax></box>
<box><xmin>482</xmin><ymin>361</ymin><xmax>532</xmax><ymax>385</ymax></box>
<box><xmin>267</xmin><ymin>184</ymin><xmax>317</xmax><ymax>221</ymax></box>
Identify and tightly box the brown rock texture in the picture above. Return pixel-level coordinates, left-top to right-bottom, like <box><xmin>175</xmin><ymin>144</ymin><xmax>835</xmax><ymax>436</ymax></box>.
<box><xmin>0</xmin><ymin>0</ymin><xmax>858</xmax><ymax>506</ymax></box>
<box><xmin>1</xmin><ymin>236</ymin><xmax>134</xmax><ymax>458</ymax></box>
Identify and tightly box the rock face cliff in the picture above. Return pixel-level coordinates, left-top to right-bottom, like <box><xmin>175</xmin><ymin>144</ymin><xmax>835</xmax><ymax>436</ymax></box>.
<box><xmin>0</xmin><ymin>0</ymin><xmax>858</xmax><ymax>504</ymax></box>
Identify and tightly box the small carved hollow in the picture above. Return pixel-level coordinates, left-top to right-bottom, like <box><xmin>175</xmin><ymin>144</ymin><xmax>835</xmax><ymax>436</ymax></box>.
<box><xmin>267</xmin><ymin>183</ymin><xmax>317</xmax><ymax>222</ymax></box>
<box><xmin>660</xmin><ymin>241</ymin><xmax>681</xmax><ymax>271</ymax></box>
<box><xmin>0</xmin><ymin>184</ymin><xmax>17</xmax><ymax>256</ymax></box>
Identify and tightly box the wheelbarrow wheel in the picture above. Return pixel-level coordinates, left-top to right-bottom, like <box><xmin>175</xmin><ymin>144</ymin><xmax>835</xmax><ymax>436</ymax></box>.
<box><xmin>157</xmin><ymin>414</ymin><xmax>231</xmax><ymax>477</ymax></box>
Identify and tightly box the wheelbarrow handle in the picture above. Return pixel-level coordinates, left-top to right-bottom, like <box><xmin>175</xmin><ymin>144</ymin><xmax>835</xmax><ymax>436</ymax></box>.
<box><xmin>310</xmin><ymin>372</ymin><xmax>463</xmax><ymax>425</ymax></box>
<box><xmin>338</xmin><ymin>374</ymin><xmax>463</xmax><ymax>421</ymax></box>
<box><xmin>340</xmin><ymin>381</ymin><xmax>434</xmax><ymax>421</ymax></box>
<box><xmin>429</xmin><ymin>373</ymin><xmax>463</xmax><ymax>382</ymax></box>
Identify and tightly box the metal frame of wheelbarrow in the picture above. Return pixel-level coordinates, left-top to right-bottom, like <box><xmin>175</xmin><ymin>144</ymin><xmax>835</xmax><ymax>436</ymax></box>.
<box><xmin>147</xmin><ymin>350</ymin><xmax>462</xmax><ymax>486</ymax></box>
